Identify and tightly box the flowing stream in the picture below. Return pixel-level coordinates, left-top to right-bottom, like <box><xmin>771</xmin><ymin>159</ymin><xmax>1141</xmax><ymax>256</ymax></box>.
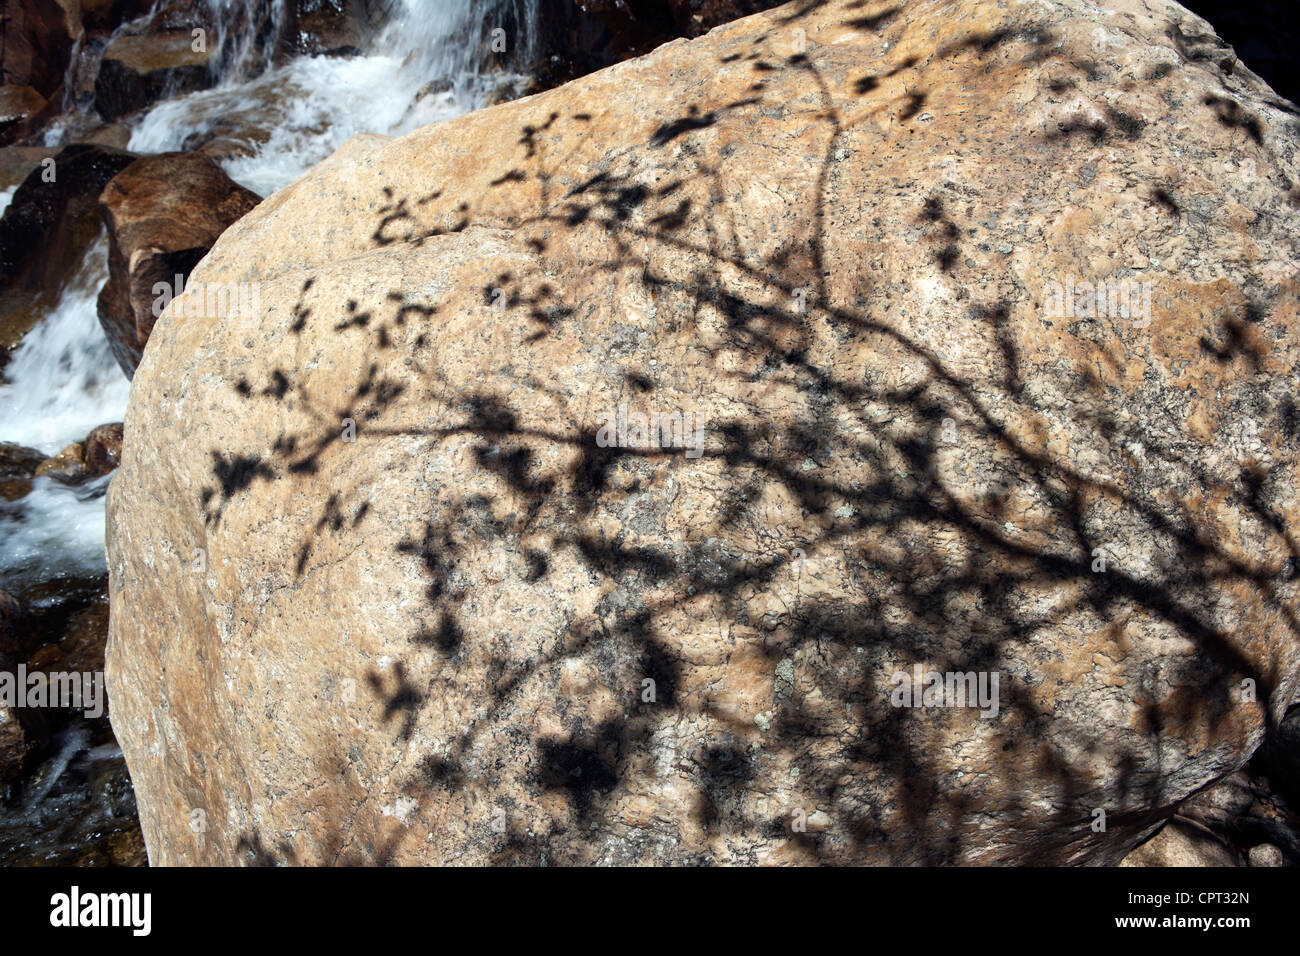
<box><xmin>1</xmin><ymin>0</ymin><xmax>533</xmax><ymax>590</ymax></box>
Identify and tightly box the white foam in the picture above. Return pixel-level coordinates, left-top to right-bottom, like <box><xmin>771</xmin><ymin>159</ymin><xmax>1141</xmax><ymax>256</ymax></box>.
<box><xmin>129</xmin><ymin>52</ymin><xmax>509</xmax><ymax>195</ymax></box>
<box><xmin>0</xmin><ymin>474</ymin><xmax>112</xmax><ymax>590</ymax></box>
<box><xmin>0</xmin><ymin>236</ymin><xmax>125</xmax><ymax>589</ymax></box>
<box><xmin>0</xmin><ymin>235</ymin><xmax>128</xmax><ymax>454</ymax></box>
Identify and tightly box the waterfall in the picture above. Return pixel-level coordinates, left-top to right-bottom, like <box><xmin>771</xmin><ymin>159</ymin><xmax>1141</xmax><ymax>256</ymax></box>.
<box><xmin>202</xmin><ymin>0</ymin><xmax>292</xmax><ymax>83</ymax></box>
<box><xmin>2</xmin><ymin>0</ymin><xmax>540</xmax><ymax>587</ymax></box>
<box><xmin>200</xmin><ymin>0</ymin><xmax>539</xmax><ymax>91</ymax></box>
<box><xmin>372</xmin><ymin>0</ymin><xmax>540</xmax><ymax>97</ymax></box>
<box><xmin>128</xmin><ymin>0</ymin><xmax>538</xmax><ymax>195</ymax></box>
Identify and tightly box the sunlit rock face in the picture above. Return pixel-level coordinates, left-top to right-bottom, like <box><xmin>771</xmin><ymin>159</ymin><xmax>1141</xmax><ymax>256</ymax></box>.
<box><xmin>107</xmin><ymin>0</ymin><xmax>1300</xmax><ymax>865</ymax></box>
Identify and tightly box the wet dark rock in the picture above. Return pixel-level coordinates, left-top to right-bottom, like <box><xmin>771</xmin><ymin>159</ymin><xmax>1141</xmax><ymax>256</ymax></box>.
<box><xmin>148</xmin><ymin>0</ymin><xmax>216</xmax><ymax>34</ymax></box>
<box><xmin>33</xmin><ymin>443</ymin><xmax>88</xmax><ymax>485</ymax></box>
<box><xmin>527</xmin><ymin>0</ymin><xmax>678</xmax><ymax>91</ymax></box>
<box><xmin>1170</xmin><ymin>764</ymin><xmax>1300</xmax><ymax>866</ymax></box>
<box><xmin>9</xmin><ymin>577</ymin><xmax>108</xmax><ymax>681</ymax></box>
<box><xmin>0</xmin><ymin>143</ymin><xmax>137</xmax><ymax>352</ymax></box>
<box><xmin>77</xmin><ymin>0</ymin><xmax>154</xmax><ymax>33</ymax></box>
<box><xmin>1</xmin><ymin>426</ymin><xmax>121</xmax><ymax>495</ymax></box>
<box><xmin>526</xmin><ymin>0</ymin><xmax>785</xmax><ymax>92</ymax></box>
<box><xmin>93</xmin><ymin>32</ymin><xmax>214</xmax><ymax>121</ymax></box>
<box><xmin>6</xmin><ymin>593</ymin><xmax>108</xmax><ymax>753</ymax></box>
<box><xmin>180</xmin><ymin>113</ymin><xmax>272</xmax><ymax>165</ymax></box>
<box><xmin>284</xmin><ymin>0</ymin><xmax>364</xmax><ymax>57</ymax></box>
<box><xmin>65</xmin><ymin>39</ymin><xmax>107</xmax><ymax>106</ymax></box>
<box><xmin>83</xmin><ymin>423</ymin><xmax>124</xmax><ymax>478</ymax></box>
<box><xmin>27</xmin><ymin>591</ymin><xmax>109</xmax><ymax>675</ymax></box>
<box><xmin>0</xmin><ymin>441</ymin><xmax>48</xmax><ymax>501</ymax></box>
<box><xmin>77</xmin><ymin>121</ymin><xmax>134</xmax><ymax>150</ymax></box>
<box><xmin>0</xmin><ymin>576</ymin><xmax>141</xmax><ymax>865</ymax></box>
<box><xmin>0</xmin><ymin>588</ymin><xmax>25</xmax><ymax>659</ymax></box>
<box><xmin>0</xmin><ymin>0</ymin><xmax>76</xmax><ymax>100</ymax></box>
<box><xmin>1256</xmin><ymin>705</ymin><xmax>1300</xmax><ymax>812</ymax></box>
<box><xmin>97</xmin><ymin>151</ymin><xmax>260</xmax><ymax>376</ymax></box>
<box><xmin>0</xmin><ymin>442</ymin><xmax>45</xmax><ymax>477</ymax></box>
<box><xmin>0</xmin><ymin>728</ymin><xmax>145</xmax><ymax>866</ymax></box>
<box><xmin>665</xmin><ymin>0</ymin><xmax>786</xmax><ymax>37</ymax></box>
<box><xmin>0</xmin><ymin>707</ymin><xmax>27</xmax><ymax>789</ymax></box>
<box><xmin>1179</xmin><ymin>769</ymin><xmax>1257</xmax><ymax>828</ymax></box>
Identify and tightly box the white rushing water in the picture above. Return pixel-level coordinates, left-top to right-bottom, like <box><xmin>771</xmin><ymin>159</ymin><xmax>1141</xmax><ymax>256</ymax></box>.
<box><xmin>0</xmin><ymin>235</ymin><xmax>127</xmax><ymax>591</ymax></box>
<box><xmin>1</xmin><ymin>0</ymin><xmax>533</xmax><ymax>588</ymax></box>
<box><xmin>132</xmin><ymin>0</ymin><xmax>533</xmax><ymax>194</ymax></box>
<box><xmin>0</xmin><ymin>236</ymin><xmax>127</xmax><ymax>454</ymax></box>
<box><xmin>0</xmin><ymin>474</ymin><xmax>115</xmax><ymax>591</ymax></box>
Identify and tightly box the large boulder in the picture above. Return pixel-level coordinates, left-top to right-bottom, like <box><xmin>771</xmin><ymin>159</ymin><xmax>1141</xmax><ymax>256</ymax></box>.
<box><xmin>108</xmin><ymin>0</ymin><xmax>1300</xmax><ymax>865</ymax></box>
<box><xmin>97</xmin><ymin>152</ymin><xmax>260</xmax><ymax>376</ymax></box>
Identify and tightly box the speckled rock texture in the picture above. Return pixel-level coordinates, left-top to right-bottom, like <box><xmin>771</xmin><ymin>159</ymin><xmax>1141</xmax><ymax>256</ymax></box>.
<box><xmin>108</xmin><ymin>0</ymin><xmax>1300</xmax><ymax>865</ymax></box>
